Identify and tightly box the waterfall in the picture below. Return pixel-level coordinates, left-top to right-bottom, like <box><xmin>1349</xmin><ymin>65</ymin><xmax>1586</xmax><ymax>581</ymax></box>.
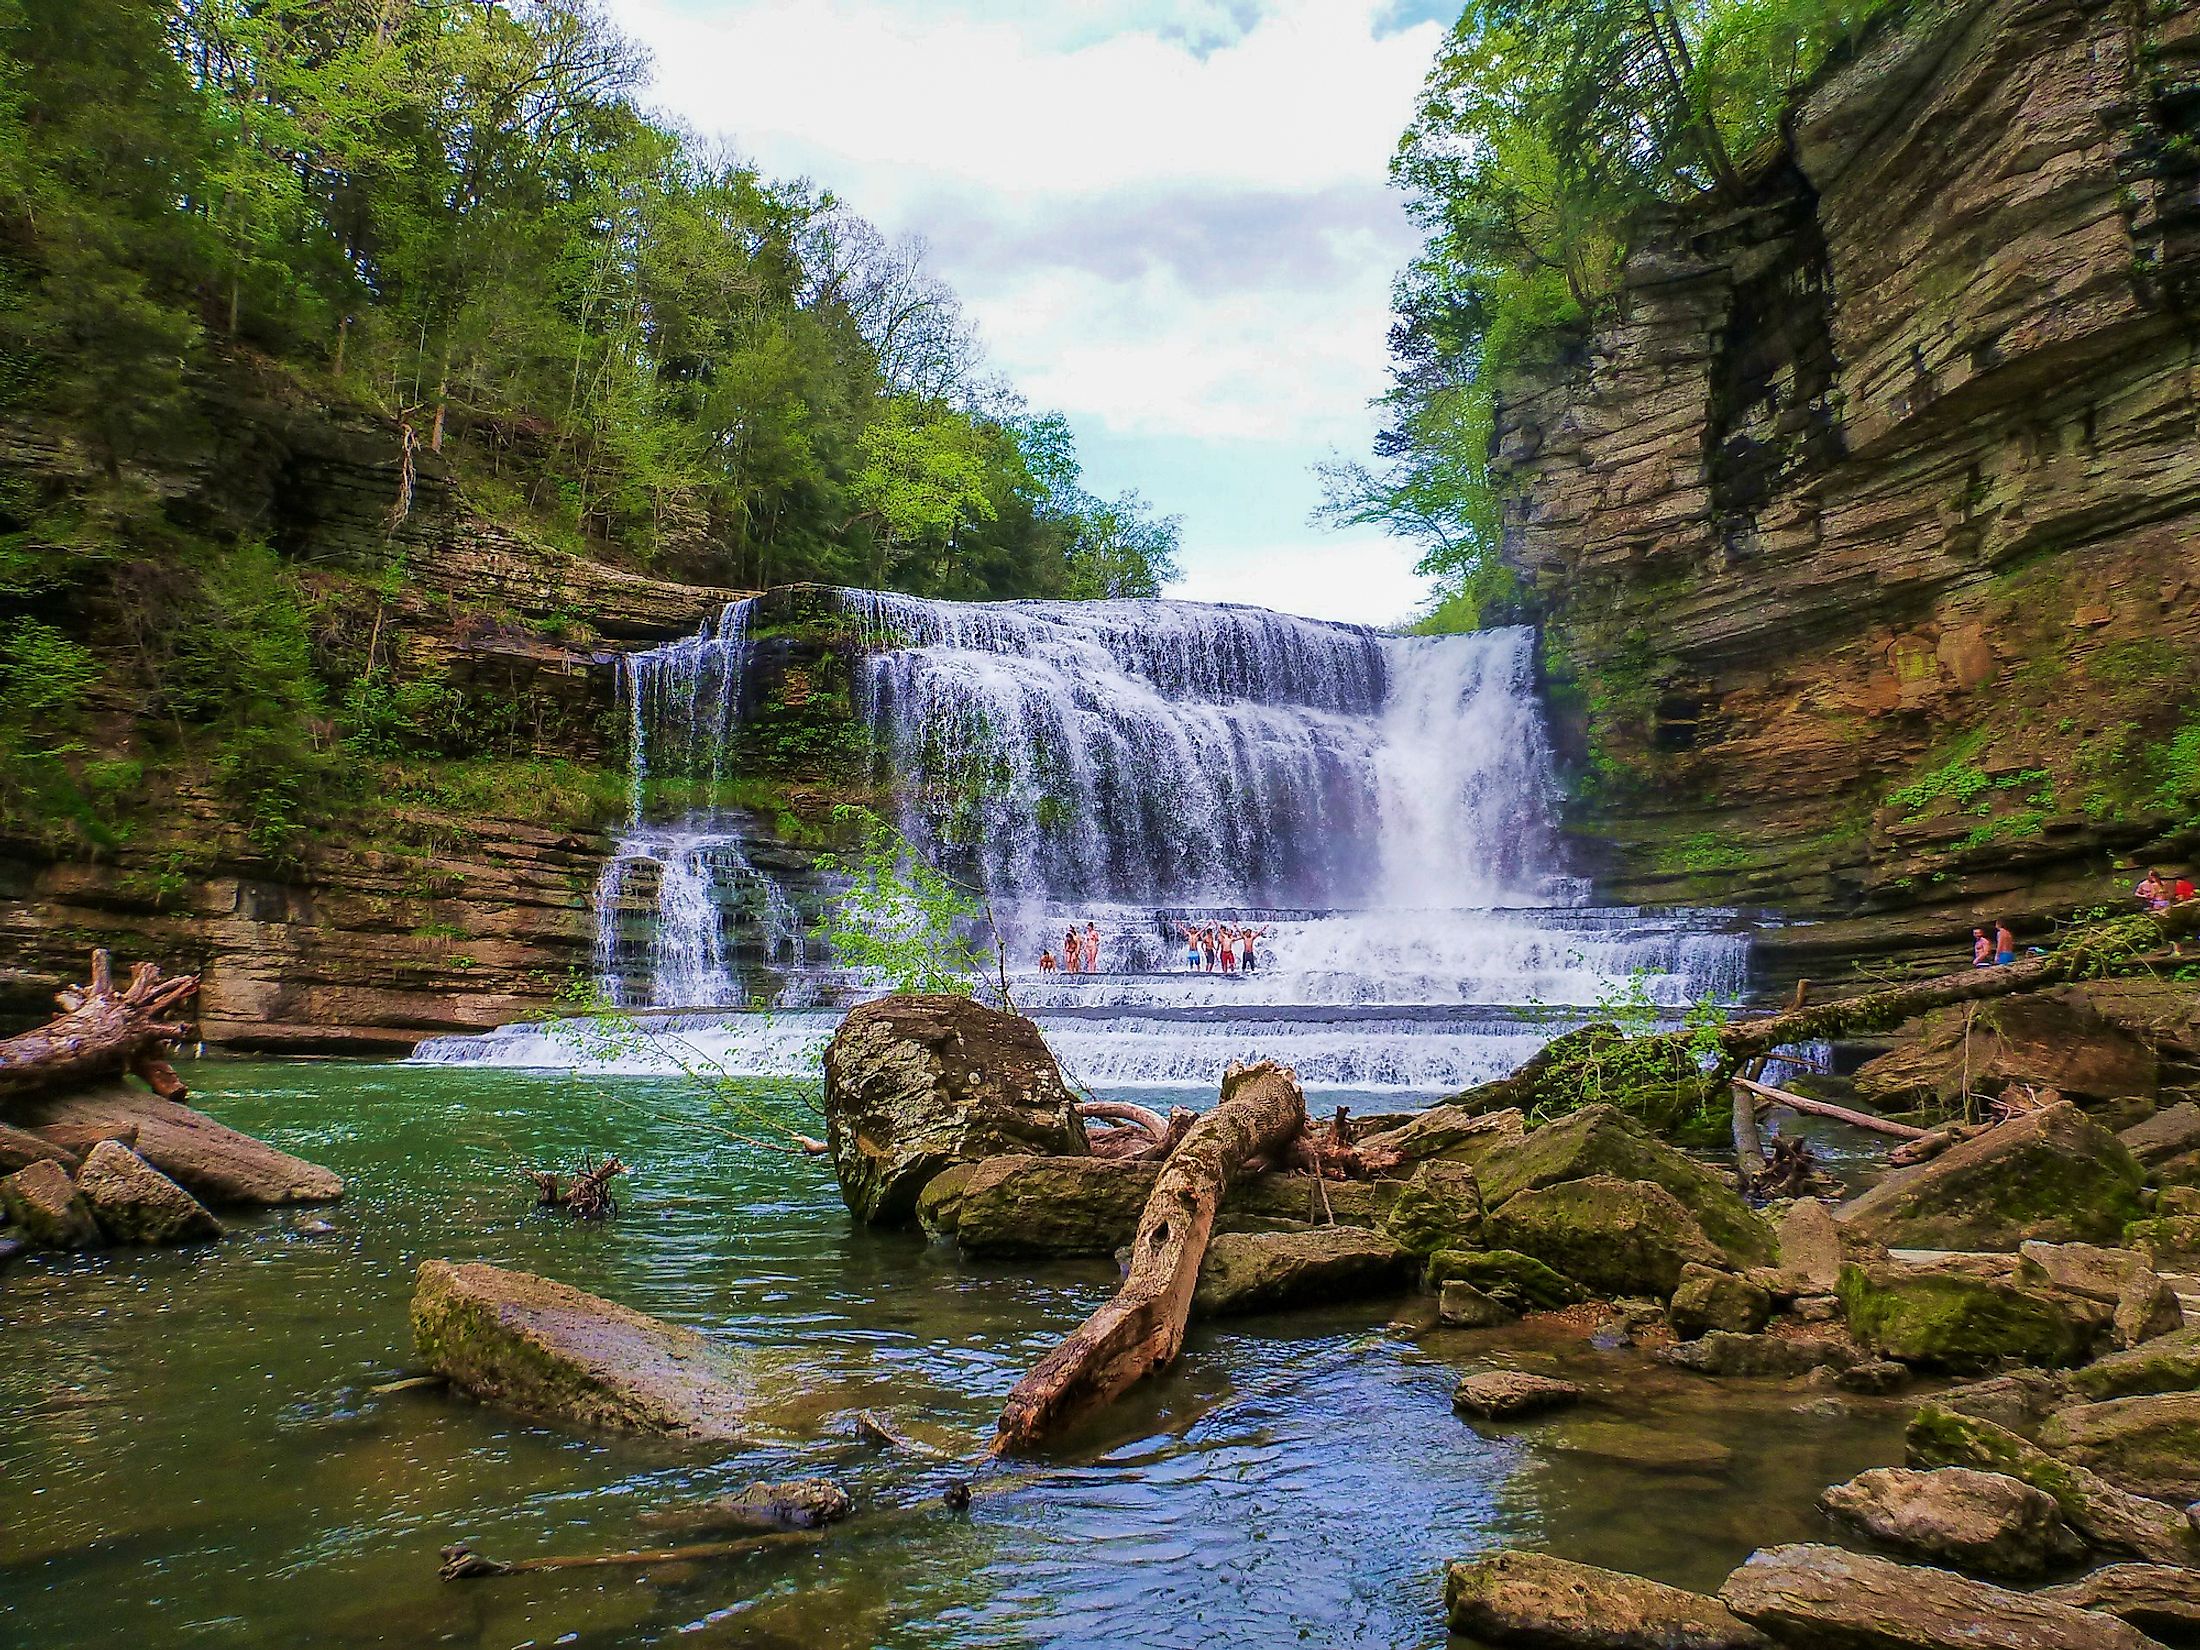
<box><xmin>417</xmin><ymin>587</ymin><xmax>1758</xmax><ymax>1090</ymax></box>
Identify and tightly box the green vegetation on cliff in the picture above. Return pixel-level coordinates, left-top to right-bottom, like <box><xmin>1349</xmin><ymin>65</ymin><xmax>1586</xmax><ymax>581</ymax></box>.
<box><xmin>1324</xmin><ymin>0</ymin><xmax>1885</xmax><ymax>625</ymax></box>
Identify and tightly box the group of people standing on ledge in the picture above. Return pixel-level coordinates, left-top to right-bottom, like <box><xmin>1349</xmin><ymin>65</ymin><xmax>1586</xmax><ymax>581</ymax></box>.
<box><xmin>1177</xmin><ymin>922</ymin><xmax>1270</xmax><ymax>976</ymax></box>
<box><xmin>1039</xmin><ymin>921</ymin><xmax>1105</xmax><ymax>975</ymax></box>
<box><xmin>1970</xmin><ymin>868</ymin><xmax>2195</xmax><ymax>968</ymax></box>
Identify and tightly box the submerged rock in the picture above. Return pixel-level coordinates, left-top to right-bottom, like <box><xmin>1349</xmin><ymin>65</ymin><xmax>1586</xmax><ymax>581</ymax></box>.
<box><xmin>73</xmin><ymin>1141</ymin><xmax>222</xmax><ymax>1245</ymax></box>
<box><xmin>1546</xmin><ymin>1420</ymin><xmax>1732</xmax><ymax>1476</ymax></box>
<box><xmin>2038</xmin><ymin>1392</ymin><xmax>2200</xmax><ymax>1503</ymax></box>
<box><xmin>2039</xmin><ymin>1564</ymin><xmax>2200</xmax><ymax>1640</ymax></box>
<box><xmin>1838</xmin><ymin>1262</ymin><xmax>2095</xmax><ymax>1371</ymax></box>
<box><xmin>1452</xmin><ymin>1370</ymin><xmax>1582</xmax><ymax>1419</ymax></box>
<box><xmin>821</xmin><ymin>994</ymin><xmax>1085</xmax><ymax>1227</ymax></box>
<box><xmin>1485</xmin><ymin>1176</ymin><xmax>1729</xmax><ymax>1298</ymax></box>
<box><xmin>1381</xmin><ymin>1160</ymin><xmax>1483</xmax><ymax>1256</ymax></box>
<box><xmin>1906</xmin><ymin>1402</ymin><xmax>2200</xmax><ymax>1564</ymax></box>
<box><xmin>1426</xmin><ymin>1248</ymin><xmax>1590</xmax><ymax>1311</ymax></box>
<box><xmin>0</xmin><ymin>1158</ymin><xmax>99</xmax><ymax>1249</ymax></box>
<box><xmin>13</xmin><ymin>1084</ymin><xmax>343</xmax><ymax>1207</ymax></box>
<box><xmin>1668</xmin><ymin>1263</ymin><xmax>1772</xmax><ymax>1338</ymax></box>
<box><xmin>1474</xmin><ymin>1106</ymin><xmax>1775</xmax><ymax>1267</ymax></box>
<box><xmin>1718</xmin><ymin>1543</ymin><xmax>2159</xmax><ymax>1650</ymax></box>
<box><xmin>1817</xmin><ymin>1466</ymin><xmax>2083</xmax><ymax>1578</ymax></box>
<box><xmin>1836</xmin><ymin>1102</ymin><xmax>2145</xmax><ymax>1251</ymax></box>
<box><xmin>1659</xmin><ymin>1331</ymin><xmax>1861</xmax><ymax>1379</ymax></box>
<box><xmin>1446</xmin><ymin>1551</ymin><xmax>1768</xmax><ymax>1649</ymax></box>
<box><xmin>411</xmin><ymin>1260</ymin><xmax>755</xmax><ymax>1440</ymax></box>
<box><xmin>1439</xmin><ymin>1280</ymin><xmax>1518</xmax><ymax>1327</ymax></box>
<box><xmin>1190</xmin><ymin>1226</ymin><xmax>1414</xmax><ymax>1318</ymax></box>
<box><xmin>727</xmin><ymin>1479</ymin><xmax>853</xmax><ymax>1530</ymax></box>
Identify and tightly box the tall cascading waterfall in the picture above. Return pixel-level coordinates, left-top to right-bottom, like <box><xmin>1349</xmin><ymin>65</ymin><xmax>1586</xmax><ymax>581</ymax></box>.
<box><xmin>416</xmin><ymin>589</ymin><xmax>1752</xmax><ymax>1088</ymax></box>
<box><xmin>588</xmin><ymin>597</ymin><xmax>809</xmax><ymax>1008</ymax></box>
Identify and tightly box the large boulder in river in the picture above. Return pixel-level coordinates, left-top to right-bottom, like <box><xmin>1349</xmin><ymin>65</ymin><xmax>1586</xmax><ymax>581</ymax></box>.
<box><xmin>0</xmin><ymin>1158</ymin><xmax>100</xmax><ymax>1249</ymax></box>
<box><xmin>1485</xmin><ymin>1176</ymin><xmax>1728</xmax><ymax>1298</ymax></box>
<box><xmin>1854</xmin><ymin>994</ymin><xmax>2160</xmax><ymax>1113</ymax></box>
<box><xmin>1836</xmin><ymin>1102</ymin><xmax>2145</xmax><ymax>1251</ymax></box>
<box><xmin>1718</xmin><ymin>1544</ymin><xmax>2159</xmax><ymax>1650</ymax></box>
<box><xmin>11</xmin><ymin>1082</ymin><xmax>342</xmax><ymax>1206</ymax></box>
<box><xmin>822</xmin><ymin>995</ymin><xmax>1086</xmax><ymax>1226</ymax></box>
<box><xmin>1475</xmin><ymin>1106</ymin><xmax>1774</xmax><ymax>1267</ymax></box>
<box><xmin>1816</xmin><ymin>1467</ymin><xmax>2083</xmax><ymax>1578</ymax></box>
<box><xmin>1839</xmin><ymin>1261</ymin><xmax>2096</xmax><ymax>1371</ymax></box>
<box><xmin>927</xmin><ymin>1155</ymin><xmax>1153</xmax><ymax>1255</ymax></box>
<box><xmin>1426</xmin><ymin>1247</ymin><xmax>1590</xmax><ymax>1311</ymax></box>
<box><xmin>1190</xmin><ymin>1226</ymin><xmax>1414</xmax><ymax>1318</ymax></box>
<box><xmin>1447</xmin><ymin>1551</ymin><xmax>1768</xmax><ymax>1649</ymax></box>
<box><xmin>1381</xmin><ymin>1160</ymin><xmax>1483</xmax><ymax>1256</ymax></box>
<box><xmin>411</xmin><ymin>1260</ymin><xmax>756</xmax><ymax>1440</ymax></box>
<box><xmin>2038</xmin><ymin>1392</ymin><xmax>2200</xmax><ymax>1502</ymax></box>
<box><xmin>73</xmin><ymin>1140</ymin><xmax>222</xmax><ymax>1244</ymax></box>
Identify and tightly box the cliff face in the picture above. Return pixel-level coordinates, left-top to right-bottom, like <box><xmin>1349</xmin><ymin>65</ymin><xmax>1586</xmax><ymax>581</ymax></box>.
<box><xmin>1495</xmin><ymin>0</ymin><xmax>2200</xmax><ymax>971</ymax></box>
<box><xmin>0</xmin><ymin>360</ymin><xmax>749</xmax><ymax>1050</ymax></box>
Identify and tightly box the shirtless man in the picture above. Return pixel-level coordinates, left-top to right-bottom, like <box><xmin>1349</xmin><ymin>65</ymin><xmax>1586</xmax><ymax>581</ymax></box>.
<box><xmin>1238</xmin><ymin>925</ymin><xmax>1269</xmax><ymax>975</ymax></box>
<box><xmin>1178</xmin><ymin>923</ymin><xmax>1203</xmax><ymax>971</ymax></box>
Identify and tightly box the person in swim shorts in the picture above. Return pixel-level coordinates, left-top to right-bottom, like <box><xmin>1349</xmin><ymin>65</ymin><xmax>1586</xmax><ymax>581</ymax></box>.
<box><xmin>1994</xmin><ymin>921</ymin><xmax>2016</xmax><ymax>966</ymax></box>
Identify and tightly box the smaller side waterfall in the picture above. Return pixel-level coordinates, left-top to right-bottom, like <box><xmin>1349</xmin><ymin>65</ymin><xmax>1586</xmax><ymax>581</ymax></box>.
<box><xmin>592</xmin><ymin>825</ymin><xmax>809</xmax><ymax>1008</ymax></box>
<box><xmin>619</xmin><ymin>596</ymin><xmax>759</xmax><ymax>816</ymax></box>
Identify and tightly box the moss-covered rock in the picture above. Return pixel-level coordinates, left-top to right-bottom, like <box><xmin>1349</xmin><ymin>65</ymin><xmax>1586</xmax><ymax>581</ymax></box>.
<box><xmin>1380</xmin><ymin>1161</ymin><xmax>1483</xmax><ymax>1257</ymax></box>
<box><xmin>74</xmin><ymin>1140</ymin><xmax>223</xmax><ymax>1245</ymax></box>
<box><xmin>821</xmin><ymin>995</ymin><xmax>1087</xmax><ymax>1226</ymax></box>
<box><xmin>940</xmin><ymin>1156</ymin><xmax>1154</xmax><ymax>1256</ymax></box>
<box><xmin>1447</xmin><ymin>1552</ymin><xmax>1767</xmax><ymax>1649</ymax></box>
<box><xmin>1837</xmin><ymin>1102</ymin><xmax>2145</xmax><ymax>1251</ymax></box>
<box><xmin>1486</xmin><ymin>1176</ymin><xmax>1729</xmax><ymax>1298</ymax></box>
<box><xmin>1854</xmin><ymin>995</ymin><xmax>2159</xmax><ymax>1113</ymax></box>
<box><xmin>2069</xmin><ymin>1325</ymin><xmax>2200</xmax><ymax>1400</ymax></box>
<box><xmin>1190</xmin><ymin>1226</ymin><xmax>1414</xmax><ymax>1318</ymax></box>
<box><xmin>1669</xmin><ymin>1263</ymin><xmax>1773</xmax><ymax>1338</ymax></box>
<box><xmin>411</xmin><ymin>1259</ymin><xmax>756</xmax><ymax>1440</ymax></box>
<box><xmin>1905</xmin><ymin>1401</ymin><xmax>2200</xmax><ymax>1564</ymax></box>
<box><xmin>1838</xmin><ymin>1262</ymin><xmax>2094</xmax><ymax>1371</ymax></box>
<box><xmin>1359</xmin><ymin>1103</ymin><xmax>1525</xmax><ymax>1167</ymax></box>
<box><xmin>2123</xmin><ymin>1214</ymin><xmax>2200</xmax><ymax>1271</ymax></box>
<box><xmin>0</xmin><ymin>1159</ymin><xmax>99</xmax><ymax>1249</ymax></box>
<box><xmin>1424</xmin><ymin>1247</ymin><xmax>1589</xmax><ymax>1310</ymax></box>
<box><xmin>1475</xmin><ymin>1106</ymin><xmax>1775</xmax><ymax>1267</ymax></box>
<box><xmin>1438</xmin><ymin>1280</ymin><xmax>1517</xmax><ymax>1326</ymax></box>
<box><xmin>2038</xmin><ymin>1392</ymin><xmax>2200</xmax><ymax>1502</ymax></box>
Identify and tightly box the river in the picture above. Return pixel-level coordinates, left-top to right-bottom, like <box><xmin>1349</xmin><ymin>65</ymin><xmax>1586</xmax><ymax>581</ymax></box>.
<box><xmin>2</xmin><ymin>1061</ymin><xmax>1902</xmax><ymax>1650</ymax></box>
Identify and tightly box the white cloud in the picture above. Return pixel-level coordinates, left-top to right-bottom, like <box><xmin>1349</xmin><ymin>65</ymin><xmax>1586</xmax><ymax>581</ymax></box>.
<box><xmin>1172</xmin><ymin>534</ymin><xmax>1428</xmax><ymax>628</ymax></box>
<box><xmin>608</xmin><ymin>0</ymin><xmax>1442</xmax><ymax>614</ymax></box>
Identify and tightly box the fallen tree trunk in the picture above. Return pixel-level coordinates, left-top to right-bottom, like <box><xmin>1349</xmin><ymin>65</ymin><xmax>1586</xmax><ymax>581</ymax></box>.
<box><xmin>1733</xmin><ymin>1075</ymin><xmax>1930</xmax><ymax>1141</ymax></box>
<box><xmin>0</xmin><ymin>950</ymin><xmax>197</xmax><ymax>1105</ymax></box>
<box><xmin>993</xmin><ymin>1060</ymin><xmax>1308</xmax><ymax>1455</ymax></box>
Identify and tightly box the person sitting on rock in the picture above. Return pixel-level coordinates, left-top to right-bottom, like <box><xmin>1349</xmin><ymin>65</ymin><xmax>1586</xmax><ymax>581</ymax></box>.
<box><xmin>1971</xmin><ymin>927</ymin><xmax>1992</xmax><ymax>968</ymax></box>
<box><xmin>2134</xmin><ymin>869</ymin><xmax>2170</xmax><ymax>911</ymax></box>
<box><xmin>1993</xmin><ymin>920</ymin><xmax>2017</xmax><ymax>966</ymax></box>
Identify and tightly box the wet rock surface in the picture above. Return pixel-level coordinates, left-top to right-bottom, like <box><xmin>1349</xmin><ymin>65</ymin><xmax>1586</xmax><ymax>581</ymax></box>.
<box><xmin>11</xmin><ymin>1083</ymin><xmax>343</xmax><ymax>1207</ymax></box>
<box><xmin>72</xmin><ymin>1140</ymin><xmax>223</xmax><ymax>1245</ymax></box>
<box><xmin>1838</xmin><ymin>1261</ymin><xmax>2095</xmax><ymax>1371</ymax></box>
<box><xmin>0</xmin><ymin>1158</ymin><xmax>99</xmax><ymax>1249</ymax></box>
<box><xmin>1816</xmin><ymin>1466</ymin><xmax>2084</xmax><ymax>1578</ymax></box>
<box><xmin>822</xmin><ymin>995</ymin><xmax>1086</xmax><ymax>1226</ymax></box>
<box><xmin>1660</xmin><ymin>1332</ymin><xmax>1862</xmax><ymax>1379</ymax></box>
<box><xmin>410</xmin><ymin>1259</ymin><xmax>757</xmax><ymax>1441</ymax></box>
<box><xmin>1718</xmin><ymin>1543</ymin><xmax>2161</xmax><ymax>1650</ymax></box>
<box><xmin>1836</xmin><ymin>1103</ymin><xmax>2146</xmax><ymax>1252</ymax></box>
<box><xmin>1446</xmin><ymin>1551</ymin><xmax>1769</xmax><ymax>1649</ymax></box>
<box><xmin>1452</xmin><ymin>1370</ymin><xmax>1583</xmax><ymax>1420</ymax></box>
<box><xmin>1439</xmin><ymin>1279</ymin><xmax>1519</xmax><ymax>1327</ymax></box>
<box><xmin>2038</xmin><ymin>1392</ymin><xmax>2200</xmax><ymax>1503</ymax></box>
<box><xmin>1190</xmin><ymin>1226</ymin><xmax>1415</xmax><ymax>1318</ymax></box>
<box><xmin>1486</xmin><ymin>1176</ymin><xmax>1730</xmax><ymax>1299</ymax></box>
<box><xmin>1669</xmin><ymin>1264</ymin><xmax>1773</xmax><ymax>1338</ymax></box>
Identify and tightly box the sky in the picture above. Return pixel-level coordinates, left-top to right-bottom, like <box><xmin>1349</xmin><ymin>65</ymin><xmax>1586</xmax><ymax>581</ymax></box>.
<box><xmin>608</xmin><ymin>0</ymin><xmax>1455</xmax><ymax>626</ymax></box>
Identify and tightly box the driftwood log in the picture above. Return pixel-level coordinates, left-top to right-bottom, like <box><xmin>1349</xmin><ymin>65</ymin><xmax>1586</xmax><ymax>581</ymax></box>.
<box><xmin>0</xmin><ymin>950</ymin><xmax>197</xmax><ymax>1104</ymax></box>
<box><xmin>994</xmin><ymin>1060</ymin><xmax>1309</xmax><ymax>1455</ymax></box>
<box><xmin>1731</xmin><ymin>1075</ymin><xmax>1930</xmax><ymax>1141</ymax></box>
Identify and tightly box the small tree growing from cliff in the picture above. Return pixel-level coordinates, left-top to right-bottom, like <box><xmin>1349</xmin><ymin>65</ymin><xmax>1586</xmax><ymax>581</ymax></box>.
<box><xmin>816</xmin><ymin>805</ymin><xmax>988</xmax><ymax>996</ymax></box>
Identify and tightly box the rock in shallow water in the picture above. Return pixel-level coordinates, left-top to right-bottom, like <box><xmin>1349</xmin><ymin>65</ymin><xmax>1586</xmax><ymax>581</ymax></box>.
<box><xmin>1439</xmin><ymin>1279</ymin><xmax>1519</xmax><ymax>1327</ymax></box>
<box><xmin>1669</xmin><ymin>1263</ymin><xmax>1772</xmax><ymax>1338</ymax></box>
<box><xmin>0</xmin><ymin>1158</ymin><xmax>100</xmax><ymax>1249</ymax></box>
<box><xmin>2038</xmin><ymin>1392</ymin><xmax>2200</xmax><ymax>1503</ymax></box>
<box><xmin>1544</xmin><ymin>1420</ymin><xmax>1732</xmax><ymax>1476</ymax></box>
<box><xmin>1452</xmin><ymin>1370</ymin><xmax>1581</xmax><ymax>1419</ymax></box>
<box><xmin>822</xmin><ymin>994</ymin><xmax>1085</xmax><ymax>1227</ymax></box>
<box><xmin>1817</xmin><ymin>1466</ymin><xmax>2083</xmax><ymax>1578</ymax></box>
<box><xmin>1426</xmin><ymin>1247</ymin><xmax>1589</xmax><ymax>1311</ymax></box>
<box><xmin>1838</xmin><ymin>1261</ymin><xmax>2095</xmax><ymax>1371</ymax></box>
<box><xmin>73</xmin><ymin>1140</ymin><xmax>222</xmax><ymax>1244</ymax></box>
<box><xmin>1446</xmin><ymin>1551</ymin><xmax>1768</xmax><ymax>1649</ymax></box>
<box><xmin>1718</xmin><ymin>1543</ymin><xmax>2161</xmax><ymax>1650</ymax></box>
<box><xmin>1189</xmin><ymin>1226</ymin><xmax>1414</xmax><ymax>1318</ymax></box>
<box><xmin>2039</xmin><ymin>1563</ymin><xmax>2200</xmax><ymax>1640</ymax></box>
<box><xmin>1658</xmin><ymin>1331</ymin><xmax>1861</xmax><ymax>1379</ymax></box>
<box><xmin>14</xmin><ymin>1083</ymin><xmax>342</xmax><ymax>1206</ymax></box>
<box><xmin>1485</xmin><ymin>1176</ymin><xmax>1729</xmax><ymax>1299</ymax></box>
<box><xmin>410</xmin><ymin>1260</ymin><xmax>757</xmax><ymax>1440</ymax></box>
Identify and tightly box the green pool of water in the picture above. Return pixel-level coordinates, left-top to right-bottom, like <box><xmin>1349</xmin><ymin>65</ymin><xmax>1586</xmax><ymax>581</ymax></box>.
<box><xmin>1</xmin><ymin>1062</ymin><xmax>1909</xmax><ymax>1648</ymax></box>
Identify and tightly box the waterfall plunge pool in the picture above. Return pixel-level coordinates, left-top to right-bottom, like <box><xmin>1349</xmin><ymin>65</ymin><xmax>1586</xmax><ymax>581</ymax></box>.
<box><xmin>2</xmin><ymin>1061</ymin><xmax>1909</xmax><ymax>1650</ymax></box>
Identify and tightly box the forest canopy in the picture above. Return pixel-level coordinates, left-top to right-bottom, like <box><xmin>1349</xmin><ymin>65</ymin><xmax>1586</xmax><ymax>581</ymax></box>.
<box><xmin>1322</xmin><ymin>0</ymin><xmax>1886</xmax><ymax>631</ymax></box>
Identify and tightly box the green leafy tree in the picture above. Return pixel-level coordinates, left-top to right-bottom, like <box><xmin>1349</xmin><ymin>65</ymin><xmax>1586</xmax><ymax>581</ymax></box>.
<box><xmin>815</xmin><ymin>806</ymin><xmax>987</xmax><ymax>995</ymax></box>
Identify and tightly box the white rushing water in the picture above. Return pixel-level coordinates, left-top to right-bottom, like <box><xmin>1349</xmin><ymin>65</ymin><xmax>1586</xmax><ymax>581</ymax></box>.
<box><xmin>415</xmin><ymin>589</ymin><xmax>1755</xmax><ymax>1091</ymax></box>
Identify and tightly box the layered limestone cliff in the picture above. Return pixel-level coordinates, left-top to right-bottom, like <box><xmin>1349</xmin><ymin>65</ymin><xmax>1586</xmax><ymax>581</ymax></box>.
<box><xmin>1495</xmin><ymin>0</ymin><xmax>2200</xmax><ymax>973</ymax></box>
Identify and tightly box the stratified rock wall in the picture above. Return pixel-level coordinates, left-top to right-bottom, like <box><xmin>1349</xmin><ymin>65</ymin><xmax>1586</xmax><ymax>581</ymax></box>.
<box><xmin>1497</xmin><ymin>0</ymin><xmax>2200</xmax><ymax>970</ymax></box>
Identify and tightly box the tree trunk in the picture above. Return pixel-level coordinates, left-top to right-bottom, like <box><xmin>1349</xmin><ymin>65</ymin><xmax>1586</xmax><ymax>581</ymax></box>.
<box><xmin>993</xmin><ymin>1061</ymin><xmax>1308</xmax><ymax>1455</ymax></box>
<box><xmin>1732</xmin><ymin>1076</ymin><xmax>1930</xmax><ymax>1141</ymax></box>
<box><xmin>0</xmin><ymin>950</ymin><xmax>197</xmax><ymax>1105</ymax></box>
